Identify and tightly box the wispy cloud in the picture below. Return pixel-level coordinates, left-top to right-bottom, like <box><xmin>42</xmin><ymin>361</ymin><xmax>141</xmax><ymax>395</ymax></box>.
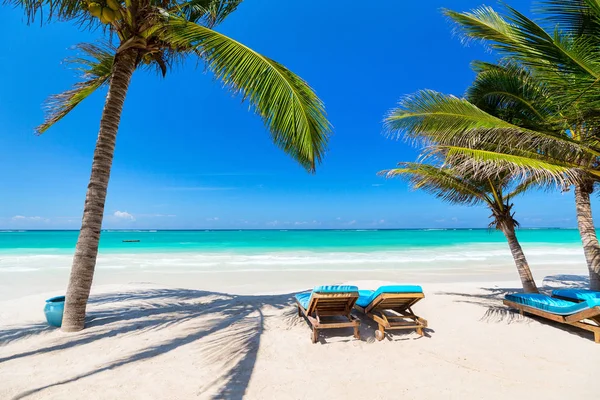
<box><xmin>372</xmin><ymin>183</ymin><xmax>384</xmax><ymax>187</ymax></box>
<box><xmin>12</xmin><ymin>215</ymin><xmax>49</xmax><ymax>222</ymax></box>
<box><xmin>346</xmin><ymin>220</ymin><xmax>357</xmax><ymax>226</ymax></box>
<box><xmin>206</xmin><ymin>217</ymin><xmax>219</xmax><ymax>221</ymax></box>
<box><xmin>114</xmin><ymin>211</ymin><xmax>135</xmax><ymax>221</ymax></box>
<box><xmin>163</xmin><ymin>186</ymin><xmax>236</xmax><ymax>191</ymax></box>
<box><xmin>137</xmin><ymin>213</ymin><xmax>176</xmax><ymax>218</ymax></box>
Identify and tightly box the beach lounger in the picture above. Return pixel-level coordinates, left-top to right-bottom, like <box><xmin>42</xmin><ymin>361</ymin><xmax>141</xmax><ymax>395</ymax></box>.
<box><xmin>354</xmin><ymin>285</ymin><xmax>427</xmax><ymax>341</ymax></box>
<box><xmin>295</xmin><ymin>285</ymin><xmax>360</xmax><ymax>343</ymax></box>
<box><xmin>552</xmin><ymin>289</ymin><xmax>600</xmax><ymax>302</ymax></box>
<box><xmin>504</xmin><ymin>293</ymin><xmax>600</xmax><ymax>343</ymax></box>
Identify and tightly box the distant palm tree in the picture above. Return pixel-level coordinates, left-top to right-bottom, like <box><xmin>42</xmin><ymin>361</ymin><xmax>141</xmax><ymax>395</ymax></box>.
<box><xmin>386</xmin><ymin>58</ymin><xmax>600</xmax><ymax>290</ymax></box>
<box><xmin>443</xmin><ymin>1</ymin><xmax>600</xmax><ymax>289</ymax></box>
<box><xmin>381</xmin><ymin>163</ymin><xmax>539</xmax><ymax>293</ymax></box>
<box><xmin>9</xmin><ymin>0</ymin><xmax>331</xmax><ymax>332</ymax></box>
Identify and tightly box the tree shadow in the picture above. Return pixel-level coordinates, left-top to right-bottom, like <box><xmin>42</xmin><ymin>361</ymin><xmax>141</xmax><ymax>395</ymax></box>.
<box><xmin>1</xmin><ymin>288</ymin><xmax>297</xmax><ymax>400</ymax></box>
<box><xmin>542</xmin><ymin>274</ymin><xmax>590</xmax><ymax>289</ymax></box>
<box><xmin>435</xmin><ymin>274</ymin><xmax>596</xmax><ymax>343</ymax></box>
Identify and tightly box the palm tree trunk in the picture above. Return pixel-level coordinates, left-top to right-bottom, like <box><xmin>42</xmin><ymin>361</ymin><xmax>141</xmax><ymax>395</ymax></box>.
<box><xmin>501</xmin><ymin>224</ymin><xmax>539</xmax><ymax>293</ymax></box>
<box><xmin>574</xmin><ymin>182</ymin><xmax>600</xmax><ymax>291</ymax></box>
<box><xmin>61</xmin><ymin>49</ymin><xmax>138</xmax><ymax>332</ymax></box>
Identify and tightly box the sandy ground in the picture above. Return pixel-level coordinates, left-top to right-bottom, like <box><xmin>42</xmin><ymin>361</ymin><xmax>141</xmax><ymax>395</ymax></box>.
<box><xmin>0</xmin><ymin>275</ymin><xmax>597</xmax><ymax>400</ymax></box>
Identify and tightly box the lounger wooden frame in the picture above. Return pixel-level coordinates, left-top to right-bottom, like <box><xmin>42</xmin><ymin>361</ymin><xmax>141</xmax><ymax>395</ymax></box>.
<box><xmin>503</xmin><ymin>299</ymin><xmax>600</xmax><ymax>343</ymax></box>
<box><xmin>296</xmin><ymin>292</ymin><xmax>360</xmax><ymax>343</ymax></box>
<box><xmin>355</xmin><ymin>293</ymin><xmax>427</xmax><ymax>341</ymax></box>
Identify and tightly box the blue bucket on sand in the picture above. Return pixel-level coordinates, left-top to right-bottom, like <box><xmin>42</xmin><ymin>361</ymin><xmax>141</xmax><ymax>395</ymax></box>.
<box><xmin>44</xmin><ymin>296</ymin><xmax>65</xmax><ymax>327</ymax></box>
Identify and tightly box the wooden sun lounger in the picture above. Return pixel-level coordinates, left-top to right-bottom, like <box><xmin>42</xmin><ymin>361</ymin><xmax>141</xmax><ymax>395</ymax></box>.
<box><xmin>355</xmin><ymin>292</ymin><xmax>427</xmax><ymax>341</ymax></box>
<box><xmin>296</xmin><ymin>291</ymin><xmax>360</xmax><ymax>343</ymax></box>
<box><xmin>503</xmin><ymin>299</ymin><xmax>600</xmax><ymax>343</ymax></box>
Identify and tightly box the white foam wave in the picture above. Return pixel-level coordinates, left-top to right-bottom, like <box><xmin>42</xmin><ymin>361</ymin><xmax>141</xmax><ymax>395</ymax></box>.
<box><xmin>0</xmin><ymin>243</ymin><xmax>586</xmax><ymax>273</ymax></box>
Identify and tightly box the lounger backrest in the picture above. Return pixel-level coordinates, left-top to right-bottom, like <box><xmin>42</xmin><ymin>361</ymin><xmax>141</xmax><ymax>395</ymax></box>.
<box><xmin>552</xmin><ymin>289</ymin><xmax>600</xmax><ymax>302</ymax></box>
<box><xmin>363</xmin><ymin>285</ymin><xmax>424</xmax><ymax>312</ymax></box>
<box><xmin>370</xmin><ymin>292</ymin><xmax>424</xmax><ymax>311</ymax></box>
<box><xmin>307</xmin><ymin>285</ymin><xmax>359</xmax><ymax>316</ymax></box>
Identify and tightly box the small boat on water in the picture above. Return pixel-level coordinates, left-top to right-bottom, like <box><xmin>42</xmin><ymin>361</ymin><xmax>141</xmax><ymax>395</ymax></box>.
<box><xmin>122</xmin><ymin>240</ymin><xmax>140</xmax><ymax>243</ymax></box>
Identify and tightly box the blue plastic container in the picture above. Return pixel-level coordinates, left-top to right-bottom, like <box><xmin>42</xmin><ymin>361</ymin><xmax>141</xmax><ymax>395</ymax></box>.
<box><xmin>44</xmin><ymin>296</ymin><xmax>65</xmax><ymax>327</ymax></box>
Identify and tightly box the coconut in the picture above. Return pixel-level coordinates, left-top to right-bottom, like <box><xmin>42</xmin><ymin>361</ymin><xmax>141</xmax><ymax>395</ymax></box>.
<box><xmin>88</xmin><ymin>3</ymin><xmax>102</xmax><ymax>17</ymax></box>
<box><xmin>106</xmin><ymin>0</ymin><xmax>120</xmax><ymax>11</ymax></box>
<box><xmin>101</xmin><ymin>7</ymin><xmax>116</xmax><ymax>23</ymax></box>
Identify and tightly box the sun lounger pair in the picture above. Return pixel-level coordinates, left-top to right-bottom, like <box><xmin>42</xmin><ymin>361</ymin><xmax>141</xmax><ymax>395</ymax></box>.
<box><xmin>295</xmin><ymin>285</ymin><xmax>427</xmax><ymax>343</ymax></box>
<box><xmin>504</xmin><ymin>289</ymin><xmax>600</xmax><ymax>343</ymax></box>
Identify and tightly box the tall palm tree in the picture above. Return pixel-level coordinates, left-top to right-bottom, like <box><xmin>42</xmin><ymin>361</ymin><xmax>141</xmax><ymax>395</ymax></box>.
<box><xmin>8</xmin><ymin>0</ymin><xmax>332</xmax><ymax>332</ymax></box>
<box><xmin>381</xmin><ymin>163</ymin><xmax>539</xmax><ymax>293</ymax></box>
<box><xmin>442</xmin><ymin>1</ymin><xmax>600</xmax><ymax>289</ymax></box>
<box><xmin>386</xmin><ymin>60</ymin><xmax>600</xmax><ymax>289</ymax></box>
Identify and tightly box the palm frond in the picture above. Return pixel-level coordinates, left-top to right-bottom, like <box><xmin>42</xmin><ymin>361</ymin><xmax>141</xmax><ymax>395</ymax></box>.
<box><xmin>535</xmin><ymin>0</ymin><xmax>600</xmax><ymax>37</ymax></box>
<box><xmin>5</xmin><ymin>0</ymin><xmax>93</xmax><ymax>25</ymax></box>
<box><xmin>439</xmin><ymin>145</ymin><xmax>584</xmax><ymax>185</ymax></box>
<box><xmin>445</xmin><ymin>5</ymin><xmax>600</xmax><ymax>79</ymax></box>
<box><xmin>161</xmin><ymin>16</ymin><xmax>331</xmax><ymax>172</ymax></box>
<box><xmin>385</xmin><ymin>90</ymin><xmax>593</xmax><ymax>158</ymax></box>
<box><xmin>36</xmin><ymin>42</ymin><xmax>114</xmax><ymax>134</ymax></box>
<box><xmin>468</xmin><ymin>61</ymin><xmax>562</xmax><ymax>130</ymax></box>
<box><xmin>172</xmin><ymin>0</ymin><xmax>243</xmax><ymax>28</ymax></box>
<box><xmin>380</xmin><ymin>162</ymin><xmax>491</xmax><ymax>207</ymax></box>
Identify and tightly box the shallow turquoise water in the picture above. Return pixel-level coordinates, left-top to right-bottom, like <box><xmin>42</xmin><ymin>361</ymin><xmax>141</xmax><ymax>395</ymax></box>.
<box><xmin>0</xmin><ymin>229</ymin><xmax>583</xmax><ymax>255</ymax></box>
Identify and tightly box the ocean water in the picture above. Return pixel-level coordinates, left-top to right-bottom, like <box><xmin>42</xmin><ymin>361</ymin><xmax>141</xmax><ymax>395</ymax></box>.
<box><xmin>0</xmin><ymin>229</ymin><xmax>587</xmax><ymax>275</ymax></box>
<box><xmin>0</xmin><ymin>229</ymin><xmax>585</xmax><ymax>254</ymax></box>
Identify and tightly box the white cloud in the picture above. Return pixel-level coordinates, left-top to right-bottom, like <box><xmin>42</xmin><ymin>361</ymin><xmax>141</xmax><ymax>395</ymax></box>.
<box><xmin>139</xmin><ymin>213</ymin><xmax>176</xmax><ymax>218</ymax></box>
<box><xmin>114</xmin><ymin>211</ymin><xmax>135</xmax><ymax>221</ymax></box>
<box><xmin>206</xmin><ymin>217</ymin><xmax>219</xmax><ymax>221</ymax></box>
<box><xmin>346</xmin><ymin>220</ymin><xmax>357</xmax><ymax>225</ymax></box>
<box><xmin>267</xmin><ymin>220</ymin><xmax>280</xmax><ymax>226</ymax></box>
<box><xmin>164</xmin><ymin>186</ymin><xmax>236</xmax><ymax>191</ymax></box>
<box><xmin>372</xmin><ymin>183</ymin><xmax>384</xmax><ymax>187</ymax></box>
<box><xmin>12</xmin><ymin>215</ymin><xmax>49</xmax><ymax>222</ymax></box>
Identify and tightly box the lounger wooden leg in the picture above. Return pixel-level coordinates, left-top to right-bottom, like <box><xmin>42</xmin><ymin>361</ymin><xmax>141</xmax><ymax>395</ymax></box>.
<box><xmin>354</xmin><ymin>324</ymin><xmax>360</xmax><ymax>340</ymax></box>
<box><xmin>375</xmin><ymin>324</ymin><xmax>385</xmax><ymax>341</ymax></box>
<box><xmin>416</xmin><ymin>327</ymin><xmax>424</xmax><ymax>336</ymax></box>
<box><xmin>297</xmin><ymin>305</ymin><xmax>302</xmax><ymax>317</ymax></box>
<box><xmin>312</xmin><ymin>328</ymin><xmax>318</xmax><ymax>344</ymax></box>
<box><xmin>595</xmin><ymin>331</ymin><xmax>600</xmax><ymax>344</ymax></box>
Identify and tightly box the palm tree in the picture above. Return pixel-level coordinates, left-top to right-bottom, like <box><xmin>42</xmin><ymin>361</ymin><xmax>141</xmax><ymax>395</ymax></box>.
<box><xmin>386</xmin><ymin>59</ymin><xmax>600</xmax><ymax>289</ymax></box>
<box><xmin>381</xmin><ymin>163</ymin><xmax>539</xmax><ymax>293</ymax></box>
<box><xmin>443</xmin><ymin>1</ymin><xmax>600</xmax><ymax>290</ymax></box>
<box><xmin>8</xmin><ymin>0</ymin><xmax>332</xmax><ymax>332</ymax></box>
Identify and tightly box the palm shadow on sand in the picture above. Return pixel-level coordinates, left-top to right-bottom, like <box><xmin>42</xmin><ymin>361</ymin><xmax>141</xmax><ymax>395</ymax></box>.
<box><xmin>434</xmin><ymin>274</ymin><xmax>594</xmax><ymax>342</ymax></box>
<box><xmin>1</xmin><ymin>288</ymin><xmax>299</xmax><ymax>400</ymax></box>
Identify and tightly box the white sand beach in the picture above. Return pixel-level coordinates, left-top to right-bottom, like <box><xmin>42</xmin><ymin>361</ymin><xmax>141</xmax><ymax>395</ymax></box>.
<box><xmin>0</xmin><ymin>271</ymin><xmax>597</xmax><ymax>400</ymax></box>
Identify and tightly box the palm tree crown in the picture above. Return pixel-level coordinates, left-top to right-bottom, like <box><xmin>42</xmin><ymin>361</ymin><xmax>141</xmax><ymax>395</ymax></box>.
<box><xmin>12</xmin><ymin>0</ymin><xmax>331</xmax><ymax>171</ymax></box>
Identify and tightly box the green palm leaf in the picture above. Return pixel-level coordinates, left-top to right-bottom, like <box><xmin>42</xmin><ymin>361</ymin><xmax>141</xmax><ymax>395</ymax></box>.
<box><xmin>37</xmin><ymin>42</ymin><xmax>114</xmax><ymax>134</ymax></box>
<box><xmin>444</xmin><ymin>5</ymin><xmax>600</xmax><ymax>78</ymax></box>
<box><xmin>384</xmin><ymin>90</ymin><xmax>591</xmax><ymax>159</ymax></box>
<box><xmin>380</xmin><ymin>162</ymin><xmax>491</xmax><ymax>206</ymax></box>
<box><xmin>162</xmin><ymin>16</ymin><xmax>331</xmax><ymax>171</ymax></box>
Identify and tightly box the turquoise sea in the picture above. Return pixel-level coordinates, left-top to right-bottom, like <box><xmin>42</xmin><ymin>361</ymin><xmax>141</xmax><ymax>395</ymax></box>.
<box><xmin>0</xmin><ymin>229</ymin><xmax>587</xmax><ymax>275</ymax></box>
<box><xmin>0</xmin><ymin>229</ymin><xmax>585</xmax><ymax>254</ymax></box>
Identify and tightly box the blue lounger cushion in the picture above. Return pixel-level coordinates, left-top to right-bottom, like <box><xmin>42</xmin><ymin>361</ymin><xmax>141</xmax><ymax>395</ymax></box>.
<box><xmin>356</xmin><ymin>285</ymin><xmax>423</xmax><ymax>308</ymax></box>
<box><xmin>295</xmin><ymin>285</ymin><xmax>359</xmax><ymax>309</ymax></box>
<box><xmin>505</xmin><ymin>293</ymin><xmax>600</xmax><ymax>316</ymax></box>
<box><xmin>552</xmin><ymin>289</ymin><xmax>600</xmax><ymax>302</ymax></box>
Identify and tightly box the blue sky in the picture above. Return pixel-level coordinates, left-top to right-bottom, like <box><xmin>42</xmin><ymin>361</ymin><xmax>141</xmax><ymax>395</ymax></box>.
<box><xmin>0</xmin><ymin>0</ymin><xmax>593</xmax><ymax>230</ymax></box>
